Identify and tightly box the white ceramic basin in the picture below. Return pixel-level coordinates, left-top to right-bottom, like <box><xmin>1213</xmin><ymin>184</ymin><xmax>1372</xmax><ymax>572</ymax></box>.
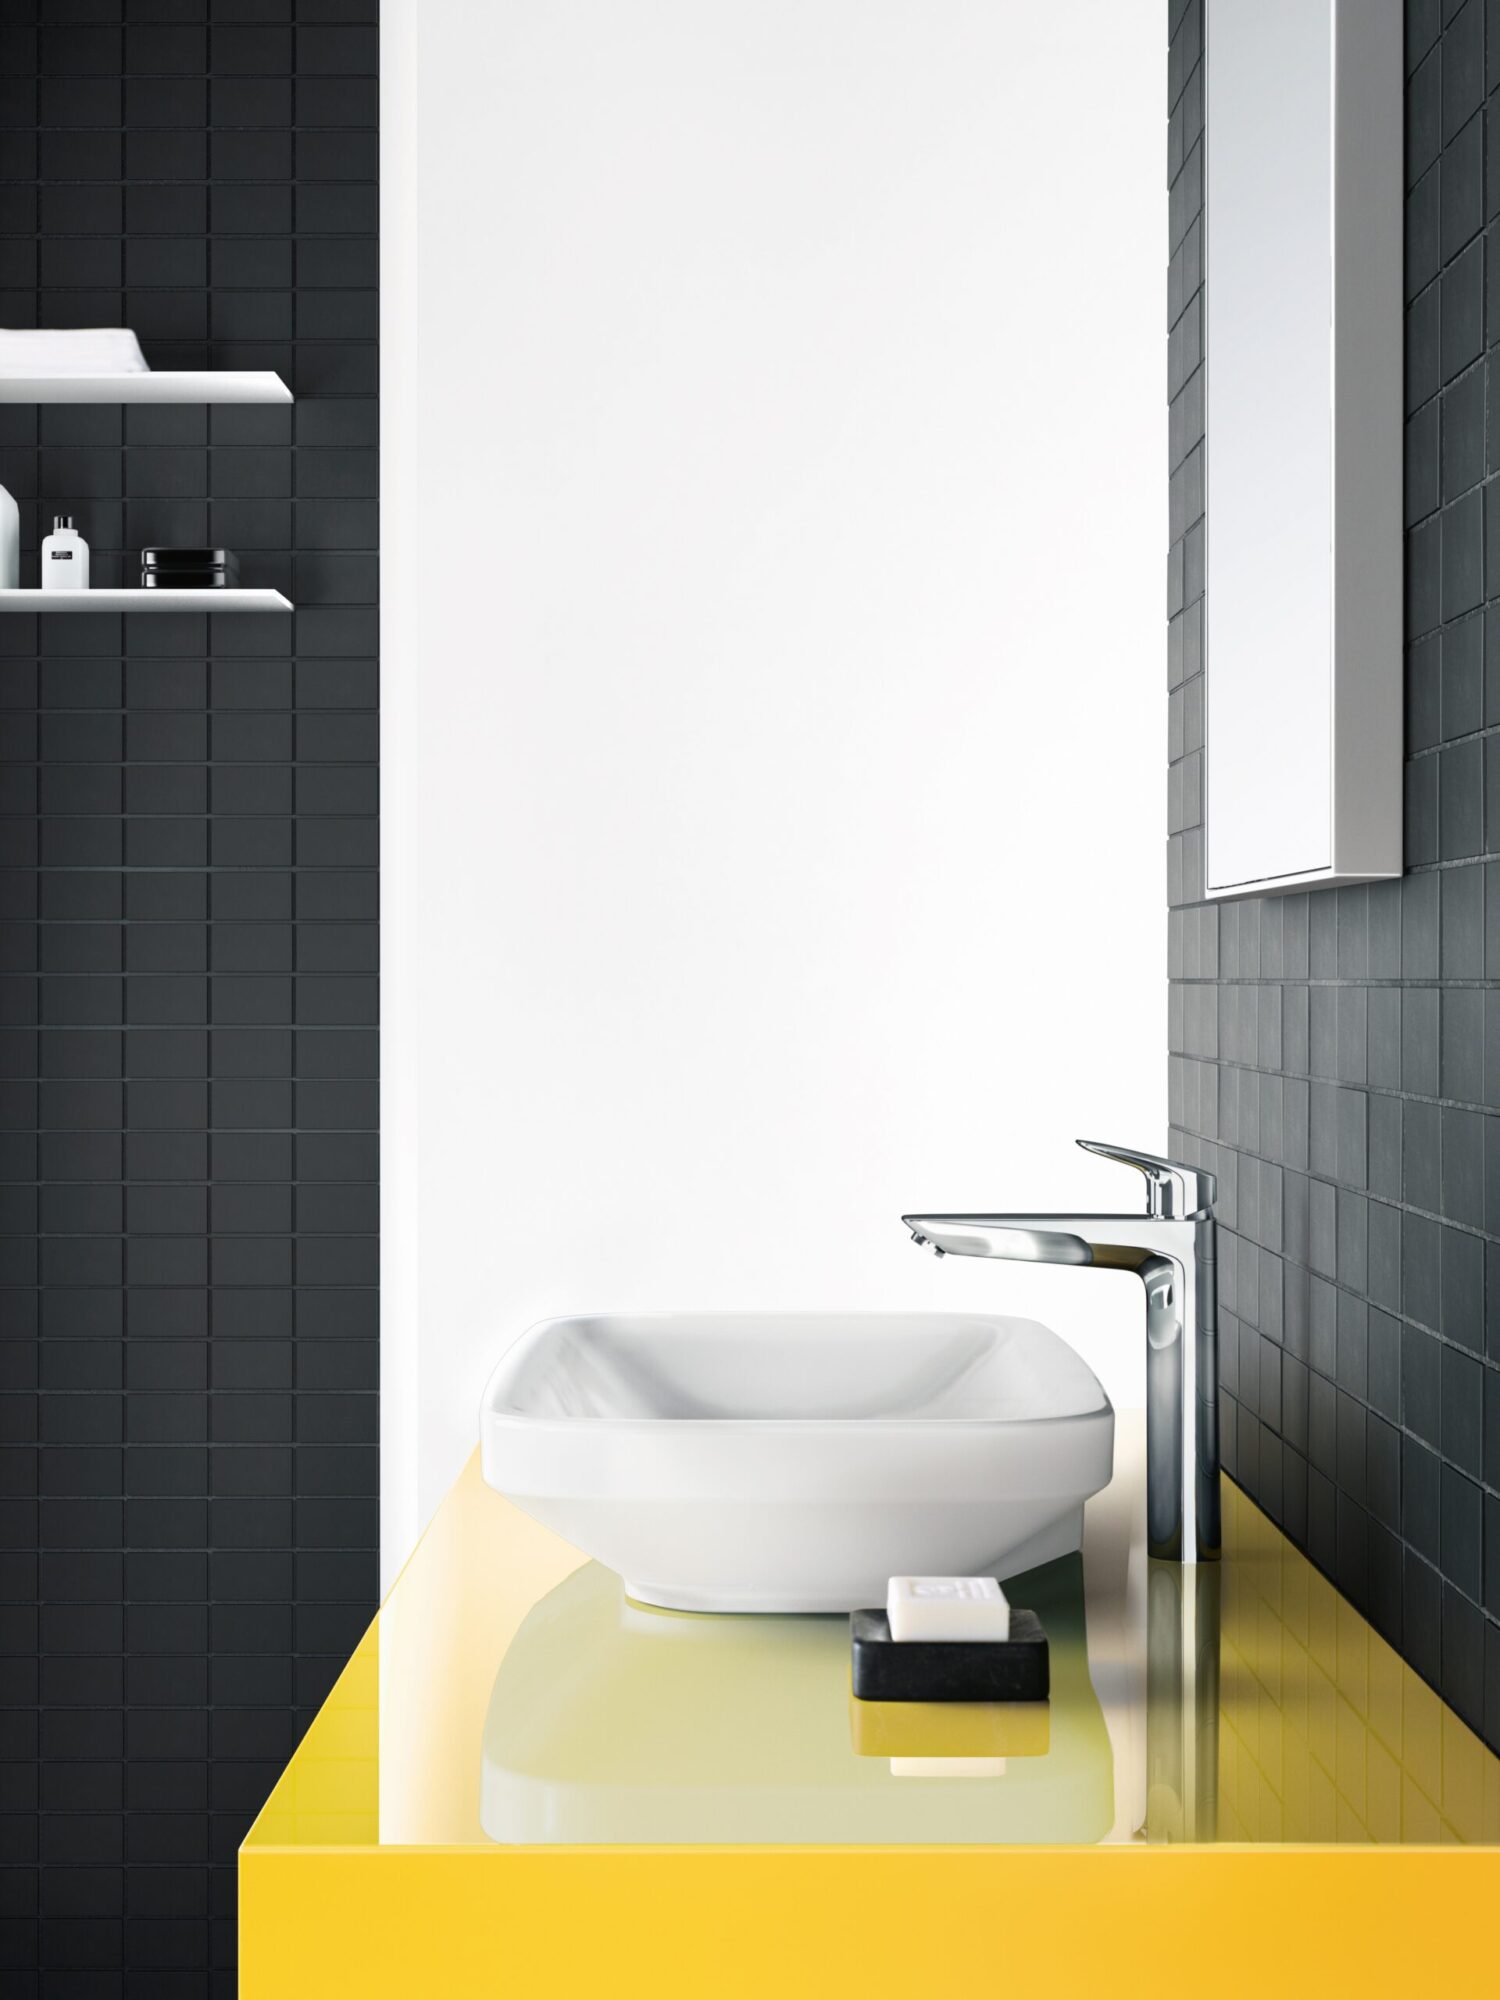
<box><xmin>480</xmin><ymin>1313</ymin><xmax>1115</xmax><ymax>1612</ymax></box>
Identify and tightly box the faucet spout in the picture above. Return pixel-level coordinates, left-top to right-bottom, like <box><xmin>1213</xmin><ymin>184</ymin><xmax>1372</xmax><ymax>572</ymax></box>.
<box><xmin>903</xmin><ymin>1142</ymin><xmax>1220</xmax><ymax>1565</ymax></box>
<box><xmin>902</xmin><ymin>1216</ymin><xmax>1095</xmax><ymax>1266</ymax></box>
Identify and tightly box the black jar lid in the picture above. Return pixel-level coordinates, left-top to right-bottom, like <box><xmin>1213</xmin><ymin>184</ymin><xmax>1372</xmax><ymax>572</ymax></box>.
<box><xmin>141</xmin><ymin>547</ymin><xmax>236</xmax><ymax>567</ymax></box>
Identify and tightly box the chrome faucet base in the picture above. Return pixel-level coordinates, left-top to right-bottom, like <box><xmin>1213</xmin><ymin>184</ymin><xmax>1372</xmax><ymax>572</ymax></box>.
<box><xmin>903</xmin><ymin>1141</ymin><xmax>1220</xmax><ymax>1565</ymax></box>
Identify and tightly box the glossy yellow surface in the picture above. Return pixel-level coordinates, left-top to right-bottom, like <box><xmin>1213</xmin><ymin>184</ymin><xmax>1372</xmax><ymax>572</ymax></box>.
<box><xmin>242</xmin><ymin>1419</ymin><xmax>1500</xmax><ymax>1996</ymax></box>
<box><xmin>1216</xmin><ymin>1486</ymin><xmax>1498</xmax><ymax>1844</ymax></box>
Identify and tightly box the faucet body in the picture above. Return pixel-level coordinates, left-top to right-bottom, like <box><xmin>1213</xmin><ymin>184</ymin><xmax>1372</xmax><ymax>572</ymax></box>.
<box><xmin>904</xmin><ymin>1142</ymin><xmax>1219</xmax><ymax>1564</ymax></box>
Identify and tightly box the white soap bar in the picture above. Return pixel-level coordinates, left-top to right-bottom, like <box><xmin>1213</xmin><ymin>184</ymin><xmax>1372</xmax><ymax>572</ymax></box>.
<box><xmin>886</xmin><ymin>1575</ymin><xmax>1010</xmax><ymax>1643</ymax></box>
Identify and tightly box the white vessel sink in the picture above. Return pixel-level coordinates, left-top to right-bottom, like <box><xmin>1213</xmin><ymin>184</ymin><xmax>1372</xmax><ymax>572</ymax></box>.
<box><xmin>480</xmin><ymin>1313</ymin><xmax>1115</xmax><ymax>1612</ymax></box>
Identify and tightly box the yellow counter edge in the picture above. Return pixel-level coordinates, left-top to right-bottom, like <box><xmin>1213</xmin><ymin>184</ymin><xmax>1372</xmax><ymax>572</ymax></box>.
<box><xmin>241</xmin><ymin>1842</ymin><xmax>1497</xmax><ymax>1998</ymax></box>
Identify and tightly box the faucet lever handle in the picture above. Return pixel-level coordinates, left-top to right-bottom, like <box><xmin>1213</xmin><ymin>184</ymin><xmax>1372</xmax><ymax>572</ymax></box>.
<box><xmin>1076</xmin><ymin>1139</ymin><xmax>1216</xmax><ymax>1220</ymax></box>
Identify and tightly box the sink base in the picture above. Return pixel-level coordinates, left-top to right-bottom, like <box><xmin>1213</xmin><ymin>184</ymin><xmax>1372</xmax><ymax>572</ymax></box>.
<box><xmin>621</xmin><ymin>1505</ymin><xmax>1086</xmax><ymax>1614</ymax></box>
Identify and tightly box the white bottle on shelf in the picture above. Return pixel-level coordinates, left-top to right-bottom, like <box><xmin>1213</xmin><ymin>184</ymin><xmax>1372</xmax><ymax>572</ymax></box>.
<box><xmin>0</xmin><ymin>485</ymin><xmax>17</xmax><ymax>589</ymax></box>
<box><xmin>41</xmin><ymin>515</ymin><xmax>88</xmax><ymax>591</ymax></box>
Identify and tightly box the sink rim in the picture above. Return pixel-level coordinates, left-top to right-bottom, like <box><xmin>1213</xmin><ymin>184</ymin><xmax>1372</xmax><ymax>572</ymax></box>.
<box><xmin>483</xmin><ymin>1309</ymin><xmax>1114</xmax><ymax>1431</ymax></box>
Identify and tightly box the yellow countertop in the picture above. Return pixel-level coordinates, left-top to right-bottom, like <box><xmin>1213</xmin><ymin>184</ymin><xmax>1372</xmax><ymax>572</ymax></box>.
<box><xmin>241</xmin><ymin>1415</ymin><xmax>1500</xmax><ymax>1997</ymax></box>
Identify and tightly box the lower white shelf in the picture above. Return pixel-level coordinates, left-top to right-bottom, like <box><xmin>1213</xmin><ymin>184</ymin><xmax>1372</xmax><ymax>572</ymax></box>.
<box><xmin>0</xmin><ymin>371</ymin><xmax>292</xmax><ymax>404</ymax></box>
<box><xmin>0</xmin><ymin>589</ymin><xmax>292</xmax><ymax>613</ymax></box>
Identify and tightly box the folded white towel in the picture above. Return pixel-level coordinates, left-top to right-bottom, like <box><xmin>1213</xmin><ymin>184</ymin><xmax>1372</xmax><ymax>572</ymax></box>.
<box><xmin>0</xmin><ymin>327</ymin><xmax>149</xmax><ymax>376</ymax></box>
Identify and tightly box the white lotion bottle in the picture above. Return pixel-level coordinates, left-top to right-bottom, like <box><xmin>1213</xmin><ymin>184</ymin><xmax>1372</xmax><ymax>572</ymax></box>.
<box><xmin>0</xmin><ymin>485</ymin><xmax>18</xmax><ymax>589</ymax></box>
<box><xmin>41</xmin><ymin>514</ymin><xmax>88</xmax><ymax>591</ymax></box>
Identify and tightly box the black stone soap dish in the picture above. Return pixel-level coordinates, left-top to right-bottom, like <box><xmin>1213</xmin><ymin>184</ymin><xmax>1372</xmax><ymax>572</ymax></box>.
<box><xmin>850</xmin><ymin>1607</ymin><xmax>1049</xmax><ymax>1703</ymax></box>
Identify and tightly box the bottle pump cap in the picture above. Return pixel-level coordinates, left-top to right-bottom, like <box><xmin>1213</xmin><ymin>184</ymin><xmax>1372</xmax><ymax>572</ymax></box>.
<box><xmin>52</xmin><ymin>516</ymin><xmax>72</xmax><ymax>533</ymax></box>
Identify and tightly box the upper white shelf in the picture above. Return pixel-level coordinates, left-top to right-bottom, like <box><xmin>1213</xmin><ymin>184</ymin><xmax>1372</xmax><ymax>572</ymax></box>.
<box><xmin>0</xmin><ymin>589</ymin><xmax>292</xmax><ymax>613</ymax></box>
<box><xmin>0</xmin><ymin>371</ymin><xmax>292</xmax><ymax>404</ymax></box>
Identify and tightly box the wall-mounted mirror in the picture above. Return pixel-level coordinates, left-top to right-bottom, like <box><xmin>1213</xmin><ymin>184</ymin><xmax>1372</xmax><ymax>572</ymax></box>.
<box><xmin>1204</xmin><ymin>0</ymin><xmax>1402</xmax><ymax>899</ymax></box>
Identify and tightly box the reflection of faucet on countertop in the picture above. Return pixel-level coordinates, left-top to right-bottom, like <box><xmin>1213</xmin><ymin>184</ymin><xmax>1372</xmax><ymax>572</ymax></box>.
<box><xmin>904</xmin><ymin>1139</ymin><xmax>1220</xmax><ymax>1565</ymax></box>
<box><xmin>1144</xmin><ymin>1561</ymin><xmax>1221</xmax><ymax>1842</ymax></box>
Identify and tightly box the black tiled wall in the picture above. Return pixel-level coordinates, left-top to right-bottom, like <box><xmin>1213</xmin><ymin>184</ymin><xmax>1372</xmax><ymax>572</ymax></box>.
<box><xmin>0</xmin><ymin>6</ymin><xmax>378</xmax><ymax>1991</ymax></box>
<box><xmin>1168</xmin><ymin>0</ymin><xmax>1499</xmax><ymax>1748</ymax></box>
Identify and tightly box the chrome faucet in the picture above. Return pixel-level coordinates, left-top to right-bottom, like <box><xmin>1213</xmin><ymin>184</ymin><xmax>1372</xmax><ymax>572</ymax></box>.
<box><xmin>903</xmin><ymin>1140</ymin><xmax>1219</xmax><ymax>1564</ymax></box>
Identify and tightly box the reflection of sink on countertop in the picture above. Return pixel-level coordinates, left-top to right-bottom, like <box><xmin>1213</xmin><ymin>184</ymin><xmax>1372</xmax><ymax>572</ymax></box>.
<box><xmin>479</xmin><ymin>1553</ymin><xmax>1114</xmax><ymax>1846</ymax></box>
<box><xmin>479</xmin><ymin>1312</ymin><xmax>1115</xmax><ymax>1611</ymax></box>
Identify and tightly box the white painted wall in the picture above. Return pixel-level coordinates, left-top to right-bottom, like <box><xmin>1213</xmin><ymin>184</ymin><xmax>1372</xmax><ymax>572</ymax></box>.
<box><xmin>382</xmin><ymin>0</ymin><xmax>1166</xmax><ymax>1574</ymax></box>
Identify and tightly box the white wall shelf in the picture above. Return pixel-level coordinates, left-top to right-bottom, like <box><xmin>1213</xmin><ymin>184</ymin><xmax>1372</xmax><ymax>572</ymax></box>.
<box><xmin>0</xmin><ymin>589</ymin><xmax>292</xmax><ymax>613</ymax></box>
<box><xmin>0</xmin><ymin>371</ymin><xmax>292</xmax><ymax>404</ymax></box>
